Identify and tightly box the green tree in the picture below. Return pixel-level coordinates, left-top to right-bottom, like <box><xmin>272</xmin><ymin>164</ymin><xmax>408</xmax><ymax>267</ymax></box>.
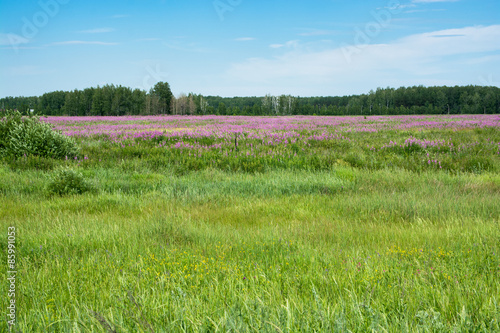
<box><xmin>64</xmin><ymin>89</ymin><xmax>83</xmax><ymax>116</ymax></box>
<box><xmin>217</xmin><ymin>102</ymin><xmax>227</xmax><ymax>115</ymax></box>
<box><xmin>131</xmin><ymin>89</ymin><xmax>146</xmax><ymax>115</ymax></box>
<box><xmin>91</xmin><ymin>86</ymin><xmax>104</xmax><ymax>116</ymax></box>
<box><xmin>82</xmin><ymin>88</ymin><xmax>94</xmax><ymax>116</ymax></box>
<box><xmin>151</xmin><ymin>82</ymin><xmax>173</xmax><ymax>114</ymax></box>
<box><xmin>436</xmin><ymin>90</ymin><xmax>448</xmax><ymax>114</ymax></box>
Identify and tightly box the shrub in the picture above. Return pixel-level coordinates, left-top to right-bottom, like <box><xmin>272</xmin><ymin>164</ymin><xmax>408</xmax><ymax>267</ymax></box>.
<box><xmin>0</xmin><ymin>110</ymin><xmax>79</xmax><ymax>159</ymax></box>
<box><xmin>46</xmin><ymin>167</ymin><xmax>94</xmax><ymax>196</ymax></box>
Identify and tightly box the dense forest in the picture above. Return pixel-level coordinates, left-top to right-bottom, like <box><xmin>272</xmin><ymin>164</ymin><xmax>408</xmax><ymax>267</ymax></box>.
<box><xmin>1</xmin><ymin>83</ymin><xmax>499</xmax><ymax>116</ymax></box>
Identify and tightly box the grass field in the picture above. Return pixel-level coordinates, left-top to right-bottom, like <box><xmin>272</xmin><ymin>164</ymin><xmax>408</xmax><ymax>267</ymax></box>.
<box><xmin>1</xmin><ymin>115</ymin><xmax>499</xmax><ymax>332</ymax></box>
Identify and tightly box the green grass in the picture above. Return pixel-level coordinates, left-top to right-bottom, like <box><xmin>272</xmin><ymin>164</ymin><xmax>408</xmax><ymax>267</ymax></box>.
<box><xmin>1</xmin><ymin>124</ymin><xmax>499</xmax><ymax>332</ymax></box>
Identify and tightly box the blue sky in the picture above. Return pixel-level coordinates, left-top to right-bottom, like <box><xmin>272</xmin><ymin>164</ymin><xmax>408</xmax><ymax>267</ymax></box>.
<box><xmin>1</xmin><ymin>0</ymin><xmax>499</xmax><ymax>98</ymax></box>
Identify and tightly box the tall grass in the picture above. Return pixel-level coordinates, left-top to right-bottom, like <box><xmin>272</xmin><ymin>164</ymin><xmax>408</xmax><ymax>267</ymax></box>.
<box><xmin>1</xmin><ymin>116</ymin><xmax>499</xmax><ymax>331</ymax></box>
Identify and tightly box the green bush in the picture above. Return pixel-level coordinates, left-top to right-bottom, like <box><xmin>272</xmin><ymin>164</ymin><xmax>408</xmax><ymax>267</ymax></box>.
<box><xmin>46</xmin><ymin>167</ymin><xmax>94</xmax><ymax>196</ymax></box>
<box><xmin>0</xmin><ymin>110</ymin><xmax>78</xmax><ymax>159</ymax></box>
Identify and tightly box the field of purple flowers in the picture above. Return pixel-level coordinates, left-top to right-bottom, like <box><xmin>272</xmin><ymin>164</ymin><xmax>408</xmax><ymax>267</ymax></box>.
<box><xmin>37</xmin><ymin>114</ymin><xmax>500</xmax><ymax>174</ymax></box>
<box><xmin>2</xmin><ymin>114</ymin><xmax>499</xmax><ymax>332</ymax></box>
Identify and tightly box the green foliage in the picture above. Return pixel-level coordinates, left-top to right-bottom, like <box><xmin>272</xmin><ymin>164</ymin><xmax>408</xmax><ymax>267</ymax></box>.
<box><xmin>6</xmin><ymin>155</ymin><xmax>58</xmax><ymax>171</ymax></box>
<box><xmin>2</xmin><ymin>168</ymin><xmax>499</xmax><ymax>331</ymax></box>
<box><xmin>1</xmin><ymin>119</ymin><xmax>500</xmax><ymax>331</ymax></box>
<box><xmin>0</xmin><ymin>110</ymin><xmax>79</xmax><ymax>159</ymax></box>
<box><xmin>46</xmin><ymin>166</ymin><xmax>94</xmax><ymax>195</ymax></box>
<box><xmin>2</xmin><ymin>84</ymin><xmax>499</xmax><ymax>116</ymax></box>
<box><xmin>150</xmin><ymin>81</ymin><xmax>173</xmax><ymax>114</ymax></box>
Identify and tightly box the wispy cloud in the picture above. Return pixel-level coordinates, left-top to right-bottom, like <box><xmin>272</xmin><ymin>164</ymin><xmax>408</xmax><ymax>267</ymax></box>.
<box><xmin>384</xmin><ymin>3</ymin><xmax>415</xmax><ymax>10</ymax></box>
<box><xmin>7</xmin><ymin>66</ymin><xmax>54</xmax><ymax>76</ymax></box>
<box><xmin>269</xmin><ymin>40</ymin><xmax>299</xmax><ymax>49</ymax></box>
<box><xmin>403</xmin><ymin>0</ymin><xmax>457</xmax><ymax>13</ymax></box>
<box><xmin>137</xmin><ymin>38</ymin><xmax>162</xmax><ymax>41</ymax></box>
<box><xmin>163</xmin><ymin>41</ymin><xmax>211</xmax><ymax>53</ymax></box>
<box><xmin>298</xmin><ymin>30</ymin><xmax>337</xmax><ymax>37</ymax></box>
<box><xmin>49</xmin><ymin>41</ymin><xmax>118</xmax><ymax>46</ymax></box>
<box><xmin>432</xmin><ymin>34</ymin><xmax>465</xmax><ymax>37</ymax></box>
<box><xmin>77</xmin><ymin>27</ymin><xmax>115</xmax><ymax>34</ymax></box>
<box><xmin>412</xmin><ymin>0</ymin><xmax>459</xmax><ymax>3</ymax></box>
<box><xmin>227</xmin><ymin>25</ymin><xmax>500</xmax><ymax>93</ymax></box>
<box><xmin>404</xmin><ymin>8</ymin><xmax>446</xmax><ymax>13</ymax></box>
<box><xmin>234</xmin><ymin>37</ymin><xmax>256</xmax><ymax>41</ymax></box>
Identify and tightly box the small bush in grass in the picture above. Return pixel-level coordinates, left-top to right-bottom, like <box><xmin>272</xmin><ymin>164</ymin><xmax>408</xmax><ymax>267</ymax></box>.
<box><xmin>46</xmin><ymin>167</ymin><xmax>94</xmax><ymax>195</ymax></box>
<box><xmin>0</xmin><ymin>110</ymin><xmax>78</xmax><ymax>159</ymax></box>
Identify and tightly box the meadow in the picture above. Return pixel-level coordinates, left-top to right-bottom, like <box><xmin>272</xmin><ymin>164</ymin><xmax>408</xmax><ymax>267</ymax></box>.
<box><xmin>1</xmin><ymin>114</ymin><xmax>500</xmax><ymax>332</ymax></box>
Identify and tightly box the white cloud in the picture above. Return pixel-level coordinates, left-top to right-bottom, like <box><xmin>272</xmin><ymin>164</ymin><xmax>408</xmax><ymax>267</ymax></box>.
<box><xmin>404</xmin><ymin>8</ymin><xmax>446</xmax><ymax>13</ymax></box>
<box><xmin>412</xmin><ymin>0</ymin><xmax>459</xmax><ymax>3</ymax></box>
<box><xmin>298</xmin><ymin>30</ymin><xmax>336</xmax><ymax>37</ymax></box>
<box><xmin>226</xmin><ymin>25</ymin><xmax>500</xmax><ymax>95</ymax></box>
<box><xmin>137</xmin><ymin>38</ymin><xmax>162</xmax><ymax>41</ymax></box>
<box><xmin>7</xmin><ymin>66</ymin><xmax>53</xmax><ymax>76</ymax></box>
<box><xmin>50</xmin><ymin>41</ymin><xmax>118</xmax><ymax>46</ymax></box>
<box><xmin>77</xmin><ymin>28</ymin><xmax>115</xmax><ymax>34</ymax></box>
<box><xmin>163</xmin><ymin>41</ymin><xmax>211</xmax><ymax>53</ymax></box>
<box><xmin>269</xmin><ymin>40</ymin><xmax>299</xmax><ymax>49</ymax></box>
<box><xmin>235</xmin><ymin>37</ymin><xmax>256</xmax><ymax>41</ymax></box>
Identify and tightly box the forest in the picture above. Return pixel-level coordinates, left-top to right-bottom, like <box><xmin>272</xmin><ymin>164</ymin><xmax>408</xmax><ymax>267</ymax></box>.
<box><xmin>1</xmin><ymin>83</ymin><xmax>499</xmax><ymax>116</ymax></box>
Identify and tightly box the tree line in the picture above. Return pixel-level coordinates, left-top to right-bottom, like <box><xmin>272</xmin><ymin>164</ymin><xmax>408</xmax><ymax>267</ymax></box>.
<box><xmin>1</xmin><ymin>84</ymin><xmax>499</xmax><ymax>116</ymax></box>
